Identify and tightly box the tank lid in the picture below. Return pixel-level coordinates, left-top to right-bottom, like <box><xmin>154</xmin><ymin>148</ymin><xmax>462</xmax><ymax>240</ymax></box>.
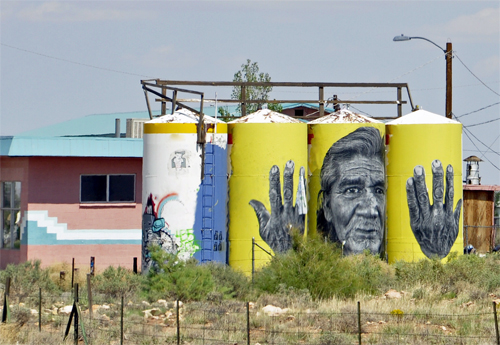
<box><xmin>308</xmin><ymin>109</ymin><xmax>381</xmax><ymax>124</ymax></box>
<box><xmin>387</xmin><ymin>109</ymin><xmax>460</xmax><ymax>125</ymax></box>
<box><xmin>147</xmin><ymin>108</ymin><xmax>225</xmax><ymax>124</ymax></box>
<box><xmin>464</xmin><ymin>155</ymin><xmax>483</xmax><ymax>162</ymax></box>
<box><xmin>228</xmin><ymin>109</ymin><xmax>302</xmax><ymax>123</ymax></box>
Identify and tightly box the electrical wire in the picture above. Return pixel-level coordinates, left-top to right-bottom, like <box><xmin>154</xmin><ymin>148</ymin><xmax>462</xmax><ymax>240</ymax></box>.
<box><xmin>462</xmin><ymin>129</ymin><xmax>500</xmax><ymax>170</ymax></box>
<box><xmin>454</xmin><ymin>52</ymin><xmax>500</xmax><ymax>97</ymax></box>
<box><xmin>453</xmin><ymin>113</ymin><xmax>500</xmax><ymax>171</ymax></box>
<box><xmin>464</xmin><ymin>118</ymin><xmax>500</xmax><ymax>128</ymax></box>
<box><xmin>455</xmin><ymin>102</ymin><xmax>500</xmax><ymax>119</ymax></box>
<box><xmin>1</xmin><ymin>43</ymin><xmax>153</xmax><ymax>78</ymax></box>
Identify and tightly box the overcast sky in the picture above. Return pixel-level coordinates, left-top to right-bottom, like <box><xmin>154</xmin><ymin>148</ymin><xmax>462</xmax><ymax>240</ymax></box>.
<box><xmin>1</xmin><ymin>1</ymin><xmax>499</xmax><ymax>183</ymax></box>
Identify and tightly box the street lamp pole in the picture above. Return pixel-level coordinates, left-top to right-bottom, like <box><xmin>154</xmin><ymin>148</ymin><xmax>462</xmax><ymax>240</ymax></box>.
<box><xmin>393</xmin><ymin>35</ymin><xmax>453</xmax><ymax>119</ymax></box>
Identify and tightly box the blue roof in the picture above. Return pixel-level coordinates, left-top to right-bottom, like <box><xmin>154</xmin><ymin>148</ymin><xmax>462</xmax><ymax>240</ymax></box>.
<box><xmin>1</xmin><ymin>136</ymin><xmax>143</xmax><ymax>157</ymax></box>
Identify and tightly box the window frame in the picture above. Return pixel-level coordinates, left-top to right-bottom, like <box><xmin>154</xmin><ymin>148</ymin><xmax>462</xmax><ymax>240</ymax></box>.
<box><xmin>1</xmin><ymin>181</ymin><xmax>21</xmax><ymax>249</ymax></box>
<box><xmin>80</xmin><ymin>174</ymin><xmax>136</xmax><ymax>203</ymax></box>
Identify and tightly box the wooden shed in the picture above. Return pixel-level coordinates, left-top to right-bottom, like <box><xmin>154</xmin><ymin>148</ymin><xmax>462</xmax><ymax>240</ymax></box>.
<box><xmin>463</xmin><ymin>184</ymin><xmax>500</xmax><ymax>253</ymax></box>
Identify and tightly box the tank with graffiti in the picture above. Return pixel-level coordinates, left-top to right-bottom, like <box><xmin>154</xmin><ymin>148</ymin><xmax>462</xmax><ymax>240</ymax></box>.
<box><xmin>142</xmin><ymin>109</ymin><xmax>228</xmax><ymax>272</ymax></box>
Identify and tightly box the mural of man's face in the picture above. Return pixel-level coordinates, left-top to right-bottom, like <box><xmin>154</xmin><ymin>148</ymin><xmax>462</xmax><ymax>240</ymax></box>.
<box><xmin>324</xmin><ymin>155</ymin><xmax>385</xmax><ymax>255</ymax></box>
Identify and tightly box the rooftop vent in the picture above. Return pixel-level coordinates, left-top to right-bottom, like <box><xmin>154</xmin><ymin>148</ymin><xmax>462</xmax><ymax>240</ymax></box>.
<box><xmin>464</xmin><ymin>155</ymin><xmax>483</xmax><ymax>185</ymax></box>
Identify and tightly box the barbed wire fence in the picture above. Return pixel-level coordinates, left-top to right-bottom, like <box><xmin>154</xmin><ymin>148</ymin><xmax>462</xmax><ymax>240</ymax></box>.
<box><xmin>2</xmin><ymin>282</ymin><xmax>500</xmax><ymax>345</ymax></box>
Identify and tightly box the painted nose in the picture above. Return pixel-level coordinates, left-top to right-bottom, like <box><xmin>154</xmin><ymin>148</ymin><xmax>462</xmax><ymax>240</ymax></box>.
<box><xmin>358</xmin><ymin>190</ymin><xmax>378</xmax><ymax>218</ymax></box>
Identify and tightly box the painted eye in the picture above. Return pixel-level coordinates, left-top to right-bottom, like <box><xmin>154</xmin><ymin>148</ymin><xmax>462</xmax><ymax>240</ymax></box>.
<box><xmin>375</xmin><ymin>187</ymin><xmax>385</xmax><ymax>195</ymax></box>
<box><xmin>345</xmin><ymin>187</ymin><xmax>361</xmax><ymax>194</ymax></box>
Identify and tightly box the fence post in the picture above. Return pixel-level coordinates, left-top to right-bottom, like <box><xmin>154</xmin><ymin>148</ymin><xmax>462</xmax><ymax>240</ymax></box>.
<box><xmin>246</xmin><ymin>302</ymin><xmax>250</xmax><ymax>345</ymax></box>
<box><xmin>121</xmin><ymin>296</ymin><xmax>124</xmax><ymax>345</ymax></box>
<box><xmin>357</xmin><ymin>301</ymin><xmax>362</xmax><ymax>345</ymax></box>
<box><xmin>2</xmin><ymin>277</ymin><xmax>11</xmax><ymax>323</ymax></box>
<box><xmin>177</xmin><ymin>300</ymin><xmax>180</xmax><ymax>345</ymax></box>
<box><xmin>39</xmin><ymin>288</ymin><xmax>42</xmax><ymax>332</ymax></box>
<box><xmin>90</xmin><ymin>257</ymin><xmax>95</xmax><ymax>276</ymax></box>
<box><xmin>71</xmin><ymin>258</ymin><xmax>75</xmax><ymax>289</ymax></box>
<box><xmin>494</xmin><ymin>302</ymin><xmax>499</xmax><ymax>345</ymax></box>
<box><xmin>86</xmin><ymin>274</ymin><xmax>93</xmax><ymax>321</ymax></box>
<box><xmin>74</xmin><ymin>283</ymin><xmax>79</xmax><ymax>345</ymax></box>
<box><xmin>251</xmin><ymin>237</ymin><xmax>255</xmax><ymax>284</ymax></box>
<box><xmin>133</xmin><ymin>257</ymin><xmax>138</xmax><ymax>274</ymax></box>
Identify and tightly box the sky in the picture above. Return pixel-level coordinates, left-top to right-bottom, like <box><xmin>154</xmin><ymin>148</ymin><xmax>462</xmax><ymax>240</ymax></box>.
<box><xmin>1</xmin><ymin>1</ymin><xmax>499</xmax><ymax>183</ymax></box>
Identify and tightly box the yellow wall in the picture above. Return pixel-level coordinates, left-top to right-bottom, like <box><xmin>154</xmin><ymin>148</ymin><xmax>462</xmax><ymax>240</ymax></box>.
<box><xmin>386</xmin><ymin>123</ymin><xmax>463</xmax><ymax>263</ymax></box>
<box><xmin>228</xmin><ymin>123</ymin><xmax>308</xmax><ymax>274</ymax></box>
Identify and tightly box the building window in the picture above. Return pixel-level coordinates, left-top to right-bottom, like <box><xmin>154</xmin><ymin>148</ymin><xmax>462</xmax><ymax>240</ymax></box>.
<box><xmin>1</xmin><ymin>182</ymin><xmax>21</xmax><ymax>249</ymax></box>
<box><xmin>80</xmin><ymin>175</ymin><xmax>135</xmax><ymax>203</ymax></box>
<box><xmin>294</xmin><ymin>109</ymin><xmax>304</xmax><ymax>117</ymax></box>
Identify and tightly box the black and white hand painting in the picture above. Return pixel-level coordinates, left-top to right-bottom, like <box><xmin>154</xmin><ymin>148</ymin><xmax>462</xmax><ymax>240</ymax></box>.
<box><xmin>249</xmin><ymin>160</ymin><xmax>307</xmax><ymax>253</ymax></box>
<box><xmin>406</xmin><ymin>160</ymin><xmax>462</xmax><ymax>259</ymax></box>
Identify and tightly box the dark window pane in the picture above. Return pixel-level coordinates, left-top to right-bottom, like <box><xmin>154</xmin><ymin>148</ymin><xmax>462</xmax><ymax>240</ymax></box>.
<box><xmin>81</xmin><ymin>176</ymin><xmax>107</xmax><ymax>202</ymax></box>
<box><xmin>2</xmin><ymin>182</ymin><xmax>11</xmax><ymax>208</ymax></box>
<box><xmin>109</xmin><ymin>175</ymin><xmax>135</xmax><ymax>202</ymax></box>
<box><xmin>13</xmin><ymin>182</ymin><xmax>21</xmax><ymax>208</ymax></box>
<box><xmin>3</xmin><ymin>210</ymin><xmax>11</xmax><ymax>247</ymax></box>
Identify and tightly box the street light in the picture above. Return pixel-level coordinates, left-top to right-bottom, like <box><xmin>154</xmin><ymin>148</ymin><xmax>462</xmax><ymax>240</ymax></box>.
<box><xmin>393</xmin><ymin>34</ymin><xmax>453</xmax><ymax>119</ymax></box>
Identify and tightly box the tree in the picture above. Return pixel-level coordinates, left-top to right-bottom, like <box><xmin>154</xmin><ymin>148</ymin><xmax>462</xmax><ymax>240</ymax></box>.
<box><xmin>231</xmin><ymin>59</ymin><xmax>275</xmax><ymax>115</ymax></box>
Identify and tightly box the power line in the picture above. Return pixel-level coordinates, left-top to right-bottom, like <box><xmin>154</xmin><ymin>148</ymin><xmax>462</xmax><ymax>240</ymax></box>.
<box><xmin>1</xmin><ymin>43</ymin><xmax>153</xmax><ymax>78</ymax></box>
<box><xmin>455</xmin><ymin>52</ymin><xmax>500</xmax><ymax>97</ymax></box>
<box><xmin>455</xmin><ymin>102</ymin><xmax>500</xmax><ymax>119</ymax></box>
<box><xmin>464</xmin><ymin>118</ymin><xmax>500</xmax><ymax>128</ymax></box>
<box><xmin>462</xmin><ymin>129</ymin><xmax>500</xmax><ymax>171</ymax></box>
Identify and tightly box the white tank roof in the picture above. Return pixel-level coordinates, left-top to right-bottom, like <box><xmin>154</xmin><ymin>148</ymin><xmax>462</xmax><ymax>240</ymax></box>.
<box><xmin>387</xmin><ymin>109</ymin><xmax>460</xmax><ymax>125</ymax></box>
<box><xmin>308</xmin><ymin>109</ymin><xmax>381</xmax><ymax>124</ymax></box>
<box><xmin>228</xmin><ymin>109</ymin><xmax>302</xmax><ymax>123</ymax></box>
<box><xmin>147</xmin><ymin>108</ymin><xmax>225</xmax><ymax>124</ymax></box>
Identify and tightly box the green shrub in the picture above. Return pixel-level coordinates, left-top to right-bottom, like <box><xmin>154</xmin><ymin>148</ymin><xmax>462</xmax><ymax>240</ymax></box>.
<box><xmin>206</xmin><ymin>262</ymin><xmax>251</xmax><ymax>300</ymax></box>
<box><xmin>144</xmin><ymin>245</ymin><xmax>215</xmax><ymax>301</ymax></box>
<box><xmin>394</xmin><ymin>253</ymin><xmax>500</xmax><ymax>295</ymax></box>
<box><xmin>252</xmin><ymin>234</ymin><xmax>394</xmax><ymax>300</ymax></box>
<box><xmin>92</xmin><ymin>266</ymin><xmax>145</xmax><ymax>299</ymax></box>
<box><xmin>0</xmin><ymin>260</ymin><xmax>60</xmax><ymax>300</ymax></box>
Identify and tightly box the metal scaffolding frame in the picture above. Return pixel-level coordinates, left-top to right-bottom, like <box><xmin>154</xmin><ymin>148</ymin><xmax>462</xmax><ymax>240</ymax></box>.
<box><xmin>141</xmin><ymin>79</ymin><xmax>414</xmax><ymax>120</ymax></box>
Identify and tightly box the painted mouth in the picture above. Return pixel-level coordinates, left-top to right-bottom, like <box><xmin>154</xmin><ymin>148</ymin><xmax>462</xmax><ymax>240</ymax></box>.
<box><xmin>352</xmin><ymin>229</ymin><xmax>379</xmax><ymax>240</ymax></box>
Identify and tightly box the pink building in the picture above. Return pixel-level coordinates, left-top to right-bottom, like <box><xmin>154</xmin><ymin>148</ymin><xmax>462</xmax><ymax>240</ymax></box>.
<box><xmin>0</xmin><ymin>112</ymin><xmax>148</xmax><ymax>271</ymax></box>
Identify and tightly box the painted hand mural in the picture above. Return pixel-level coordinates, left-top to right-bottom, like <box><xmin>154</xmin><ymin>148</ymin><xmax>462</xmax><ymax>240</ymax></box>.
<box><xmin>316</xmin><ymin>127</ymin><xmax>386</xmax><ymax>255</ymax></box>
<box><xmin>406</xmin><ymin>160</ymin><xmax>462</xmax><ymax>259</ymax></box>
<box><xmin>249</xmin><ymin>160</ymin><xmax>307</xmax><ymax>253</ymax></box>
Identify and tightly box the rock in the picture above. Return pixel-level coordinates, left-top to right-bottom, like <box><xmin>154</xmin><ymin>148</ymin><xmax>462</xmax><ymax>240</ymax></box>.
<box><xmin>286</xmin><ymin>315</ymin><xmax>295</xmax><ymax>322</ymax></box>
<box><xmin>19</xmin><ymin>303</ymin><xmax>25</xmax><ymax>308</ymax></box>
<box><xmin>378</xmin><ymin>321</ymin><xmax>386</xmax><ymax>324</ymax></box>
<box><xmin>141</xmin><ymin>301</ymin><xmax>151</xmax><ymax>308</ymax></box>
<box><xmin>261</xmin><ymin>305</ymin><xmax>289</xmax><ymax>316</ymax></box>
<box><xmin>143</xmin><ymin>310</ymin><xmax>153</xmax><ymax>319</ymax></box>
<box><xmin>30</xmin><ymin>309</ymin><xmax>38</xmax><ymax>315</ymax></box>
<box><xmin>59</xmin><ymin>305</ymin><xmax>73</xmax><ymax>315</ymax></box>
<box><xmin>99</xmin><ymin>314</ymin><xmax>110</xmax><ymax>321</ymax></box>
<box><xmin>461</xmin><ymin>301</ymin><xmax>474</xmax><ymax>308</ymax></box>
<box><xmin>441</xmin><ymin>326</ymin><xmax>447</xmax><ymax>331</ymax></box>
<box><xmin>248</xmin><ymin>302</ymin><xmax>255</xmax><ymax>309</ymax></box>
<box><xmin>150</xmin><ymin>308</ymin><xmax>162</xmax><ymax>316</ymax></box>
<box><xmin>384</xmin><ymin>289</ymin><xmax>402</xmax><ymax>299</ymax></box>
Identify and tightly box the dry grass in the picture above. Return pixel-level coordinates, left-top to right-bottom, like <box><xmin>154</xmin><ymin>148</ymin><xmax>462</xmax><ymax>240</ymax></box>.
<box><xmin>2</xmin><ymin>284</ymin><xmax>498</xmax><ymax>345</ymax></box>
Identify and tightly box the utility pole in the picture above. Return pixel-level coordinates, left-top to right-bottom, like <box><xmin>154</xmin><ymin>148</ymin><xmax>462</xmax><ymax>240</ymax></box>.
<box><xmin>445</xmin><ymin>42</ymin><xmax>452</xmax><ymax>119</ymax></box>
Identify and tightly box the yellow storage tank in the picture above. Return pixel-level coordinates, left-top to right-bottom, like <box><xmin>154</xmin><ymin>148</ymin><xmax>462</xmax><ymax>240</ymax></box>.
<box><xmin>386</xmin><ymin>109</ymin><xmax>463</xmax><ymax>263</ymax></box>
<box><xmin>308</xmin><ymin>109</ymin><xmax>386</xmax><ymax>256</ymax></box>
<box><xmin>228</xmin><ymin>109</ymin><xmax>308</xmax><ymax>274</ymax></box>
